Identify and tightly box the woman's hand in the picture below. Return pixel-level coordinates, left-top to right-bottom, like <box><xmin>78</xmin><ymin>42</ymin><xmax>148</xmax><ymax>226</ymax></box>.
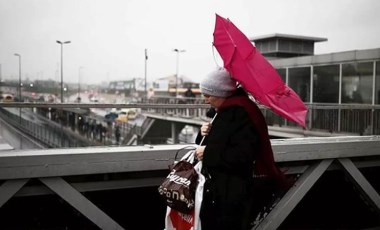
<box><xmin>195</xmin><ymin>146</ymin><xmax>206</xmax><ymax>161</ymax></box>
<box><xmin>200</xmin><ymin>122</ymin><xmax>212</xmax><ymax>136</ymax></box>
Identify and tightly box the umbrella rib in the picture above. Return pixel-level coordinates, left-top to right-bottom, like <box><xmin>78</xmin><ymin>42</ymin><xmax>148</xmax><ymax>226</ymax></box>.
<box><xmin>222</xmin><ymin>18</ymin><xmax>236</xmax><ymax>47</ymax></box>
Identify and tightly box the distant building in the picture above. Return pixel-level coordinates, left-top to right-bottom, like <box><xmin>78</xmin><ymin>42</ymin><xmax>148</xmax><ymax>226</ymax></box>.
<box><xmin>108</xmin><ymin>78</ymin><xmax>146</xmax><ymax>97</ymax></box>
<box><xmin>251</xmin><ymin>33</ymin><xmax>327</xmax><ymax>59</ymax></box>
<box><xmin>251</xmin><ymin>34</ymin><xmax>380</xmax><ymax>105</ymax></box>
<box><xmin>153</xmin><ymin>75</ymin><xmax>200</xmax><ymax>97</ymax></box>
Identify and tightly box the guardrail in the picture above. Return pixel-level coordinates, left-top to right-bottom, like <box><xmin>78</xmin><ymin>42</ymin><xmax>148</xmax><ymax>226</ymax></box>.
<box><xmin>0</xmin><ymin>107</ymin><xmax>94</xmax><ymax>148</ymax></box>
<box><xmin>0</xmin><ymin>136</ymin><xmax>379</xmax><ymax>229</ymax></box>
<box><xmin>1</xmin><ymin>101</ymin><xmax>380</xmax><ymax>136</ymax></box>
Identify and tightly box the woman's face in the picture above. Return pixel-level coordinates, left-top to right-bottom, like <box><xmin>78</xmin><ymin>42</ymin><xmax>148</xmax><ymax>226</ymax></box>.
<box><xmin>203</xmin><ymin>94</ymin><xmax>225</xmax><ymax>109</ymax></box>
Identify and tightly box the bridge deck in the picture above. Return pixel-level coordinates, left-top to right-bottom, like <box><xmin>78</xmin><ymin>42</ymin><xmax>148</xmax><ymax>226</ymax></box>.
<box><xmin>0</xmin><ymin>136</ymin><xmax>379</xmax><ymax>229</ymax></box>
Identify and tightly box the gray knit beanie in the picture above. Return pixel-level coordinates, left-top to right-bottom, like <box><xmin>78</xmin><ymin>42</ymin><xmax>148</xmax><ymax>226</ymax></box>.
<box><xmin>200</xmin><ymin>68</ymin><xmax>237</xmax><ymax>97</ymax></box>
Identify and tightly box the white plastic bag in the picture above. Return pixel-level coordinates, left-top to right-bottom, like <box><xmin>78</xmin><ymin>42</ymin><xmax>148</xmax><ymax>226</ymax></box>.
<box><xmin>193</xmin><ymin>161</ymin><xmax>205</xmax><ymax>230</ymax></box>
<box><xmin>164</xmin><ymin>206</ymin><xmax>194</xmax><ymax>230</ymax></box>
<box><xmin>164</xmin><ymin>206</ymin><xmax>174</xmax><ymax>230</ymax></box>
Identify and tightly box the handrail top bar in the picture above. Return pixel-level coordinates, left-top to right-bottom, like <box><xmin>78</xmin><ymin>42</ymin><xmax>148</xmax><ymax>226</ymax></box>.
<box><xmin>1</xmin><ymin>102</ymin><xmax>380</xmax><ymax>109</ymax></box>
<box><xmin>271</xmin><ymin>135</ymin><xmax>380</xmax><ymax>145</ymax></box>
<box><xmin>0</xmin><ymin>136</ymin><xmax>379</xmax><ymax>180</ymax></box>
<box><xmin>0</xmin><ymin>102</ymin><xmax>211</xmax><ymax>109</ymax></box>
<box><xmin>306</xmin><ymin>103</ymin><xmax>380</xmax><ymax>109</ymax></box>
<box><xmin>0</xmin><ymin>144</ymin><xmax>190</xmax><ymax>157</ymax></box>
<box><xmin>0</xmin><ymin>136</ymin><xmax>378</xmax><ymax>157</ymax></box>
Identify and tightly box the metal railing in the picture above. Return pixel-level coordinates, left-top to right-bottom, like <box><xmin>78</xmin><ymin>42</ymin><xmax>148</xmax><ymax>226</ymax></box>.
<box><xmin>307</xmin><ymin>104</ymin><xmax>380</xmax><ymax>135</ymax></box>
<box><xmin>0</xmin><ymin>107</ymin><xmax>95</xmax><ymax>148</ymax></box>
<box><xmin>1</xmin><ymin>101</ymin><xmax>380</xmax><ymax>145</ymax></box>
<box><xmin>0</xmin><ymin>136</ymin><xmax>379</xmax><ymax>229</ymax></box>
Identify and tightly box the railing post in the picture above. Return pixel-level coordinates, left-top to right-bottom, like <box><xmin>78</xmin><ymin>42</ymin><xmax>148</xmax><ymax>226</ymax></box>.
<box><xmin>371</xmin><ymin>108</ymin><xmax>375</xmax><ymax>135</ymax></box>
<box><xmin>171</xmin><ymin>122</ymin><xmax>177</xmax><ymax>144</ymax></box>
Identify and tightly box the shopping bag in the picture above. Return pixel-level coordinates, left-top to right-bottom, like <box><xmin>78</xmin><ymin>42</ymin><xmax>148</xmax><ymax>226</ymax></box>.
<box><xmin>164</xmin><ymin>114</ymin><xmax>216</xmax><ymax>229</ymax></box>
<box><xmin>165</xmin><ymin>206</ymin><xmax>195</xmax><ymax>230</ymax></box>
<box><xmin>158</xmin><ymin>148</ymin><xmax>199</xmax><ymax>213</ymax></box>
<box><xmin>193</xmin><ymin>161</ymin><xmax>204</xmax><ymax>230</ymax></box>
<box><xmin>164</xmin><ymin>160</ymin><xmax>204</xmax><ymax>230</ymax></box>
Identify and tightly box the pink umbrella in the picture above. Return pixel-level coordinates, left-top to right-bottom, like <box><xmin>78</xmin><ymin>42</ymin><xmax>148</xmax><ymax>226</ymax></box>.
<box><xmin>213</xmin><ymin>14</ymin><xmax>307</xmax><ymax>127</ymax></box>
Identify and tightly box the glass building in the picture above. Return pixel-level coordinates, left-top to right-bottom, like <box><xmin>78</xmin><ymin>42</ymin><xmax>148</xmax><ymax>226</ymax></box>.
<box><xmin>252</xmin><ymin>34</ymin><xmax>380</xmax><ymax>105</ymax></box>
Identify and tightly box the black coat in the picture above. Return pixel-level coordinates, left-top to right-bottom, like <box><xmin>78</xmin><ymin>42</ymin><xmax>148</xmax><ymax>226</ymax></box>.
<box><xmin>196</xmin><ymin>102</ymin><xmax>260</xmax><ymax>230</ymax></box>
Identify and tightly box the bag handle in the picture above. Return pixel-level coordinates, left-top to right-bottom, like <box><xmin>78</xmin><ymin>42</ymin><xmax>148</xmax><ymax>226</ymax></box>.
<box><xmin>174</xmin><ymin>146</ymin><xmax>196</xmax><ymax>162</ymax></box>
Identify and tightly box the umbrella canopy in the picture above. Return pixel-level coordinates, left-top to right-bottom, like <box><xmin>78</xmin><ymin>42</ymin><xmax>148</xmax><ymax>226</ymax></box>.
<box><xmin>105</xmin><ymin>112</ymin><xmax>118</xmax><ymax>121</ymax></box>
<box><xmin>213</xmin><ymin>14</ymin><xmax>307</xmax><ymax>127</ymax></box>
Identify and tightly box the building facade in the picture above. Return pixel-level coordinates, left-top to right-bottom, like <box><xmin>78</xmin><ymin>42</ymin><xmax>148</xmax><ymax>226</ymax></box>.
<box><xmin>252</xmin><ymin>34</ymin><xmax>380</xmax><ymax>105</ymax></box>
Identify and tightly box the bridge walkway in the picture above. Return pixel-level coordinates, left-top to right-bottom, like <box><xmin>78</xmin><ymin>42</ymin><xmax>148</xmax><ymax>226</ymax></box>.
<box><xmin>0</xmin><ymin>136</ymin><xmax>379</xmax><ymax>229</ymax></box>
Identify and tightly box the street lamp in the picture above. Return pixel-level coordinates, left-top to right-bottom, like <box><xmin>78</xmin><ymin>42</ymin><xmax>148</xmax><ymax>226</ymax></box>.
<box><xmin>14</xmin><ymin>53</ymin><xmax>21</xmax><ymax>102</ymax></box>
<box><xmin>173</xmin><ymin>49</ymin><xmax>186</xmax><ymax>97</ymax></box>
<box><xmin>14</xmin><ymin>53</ymin><xmax>22</xmax><ymax>149</ymax></box>
<box><xmin>56</xmin><ymin>40</ymin><xmax>71</xmax><ymax>103</ymax></box>
<box><xmin>78</xmin><ymin>66</ymin><xmax>83</xmax><ymax>102</ymax></box>
<box><xmin>144</xmin><ymin>49</ymin><xmax>148</xmax><ymax>99</ymax></box>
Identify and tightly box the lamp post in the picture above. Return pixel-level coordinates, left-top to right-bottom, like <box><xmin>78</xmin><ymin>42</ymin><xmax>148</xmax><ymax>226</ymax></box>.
<box><xmin>14</xmin><ymin>53</ymin><xmax>22</xmax><ymax>149</ymax></box>
<box><xmin>78</xmin><ymin>66</ymin><xmax>83</xmax><ymax>103</ymax></box>
<box><xmin>56</xmin><ymin>40</ymin><xmax>70</xmax><ymax>147</ymax></box>
<box><xmin>56</xmin><ymin>40</ymin><xmax>71</xmax><ymax>103</ymax></box>
<box><xmin>173</xmin><ymin>49</ymin><xmax>186</xmax><ymax>97</ymax></box>
<box><xmin>144</xmin><ymin>49</ymin><xmax>148</xmax><ymax>100</ymax></box>
<box><xmin>14</xmin><ymin>53</ymin><xmax>21</xmax><ymax>102</ymax></box>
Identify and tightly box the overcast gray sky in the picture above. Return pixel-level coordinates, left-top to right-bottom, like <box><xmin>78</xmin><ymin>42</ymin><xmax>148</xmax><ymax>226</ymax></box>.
<box><xmin>1</xmin><ymin>0</ymin><xmax>380</xmax><ymax>85</ymax></box>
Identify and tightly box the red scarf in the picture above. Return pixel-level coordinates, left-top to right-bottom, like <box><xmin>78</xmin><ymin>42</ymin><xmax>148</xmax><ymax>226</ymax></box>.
<box><xmin>219</xmin><ymin>95</ymin><xmax>291</xmax><ymax>188</ymax></box>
